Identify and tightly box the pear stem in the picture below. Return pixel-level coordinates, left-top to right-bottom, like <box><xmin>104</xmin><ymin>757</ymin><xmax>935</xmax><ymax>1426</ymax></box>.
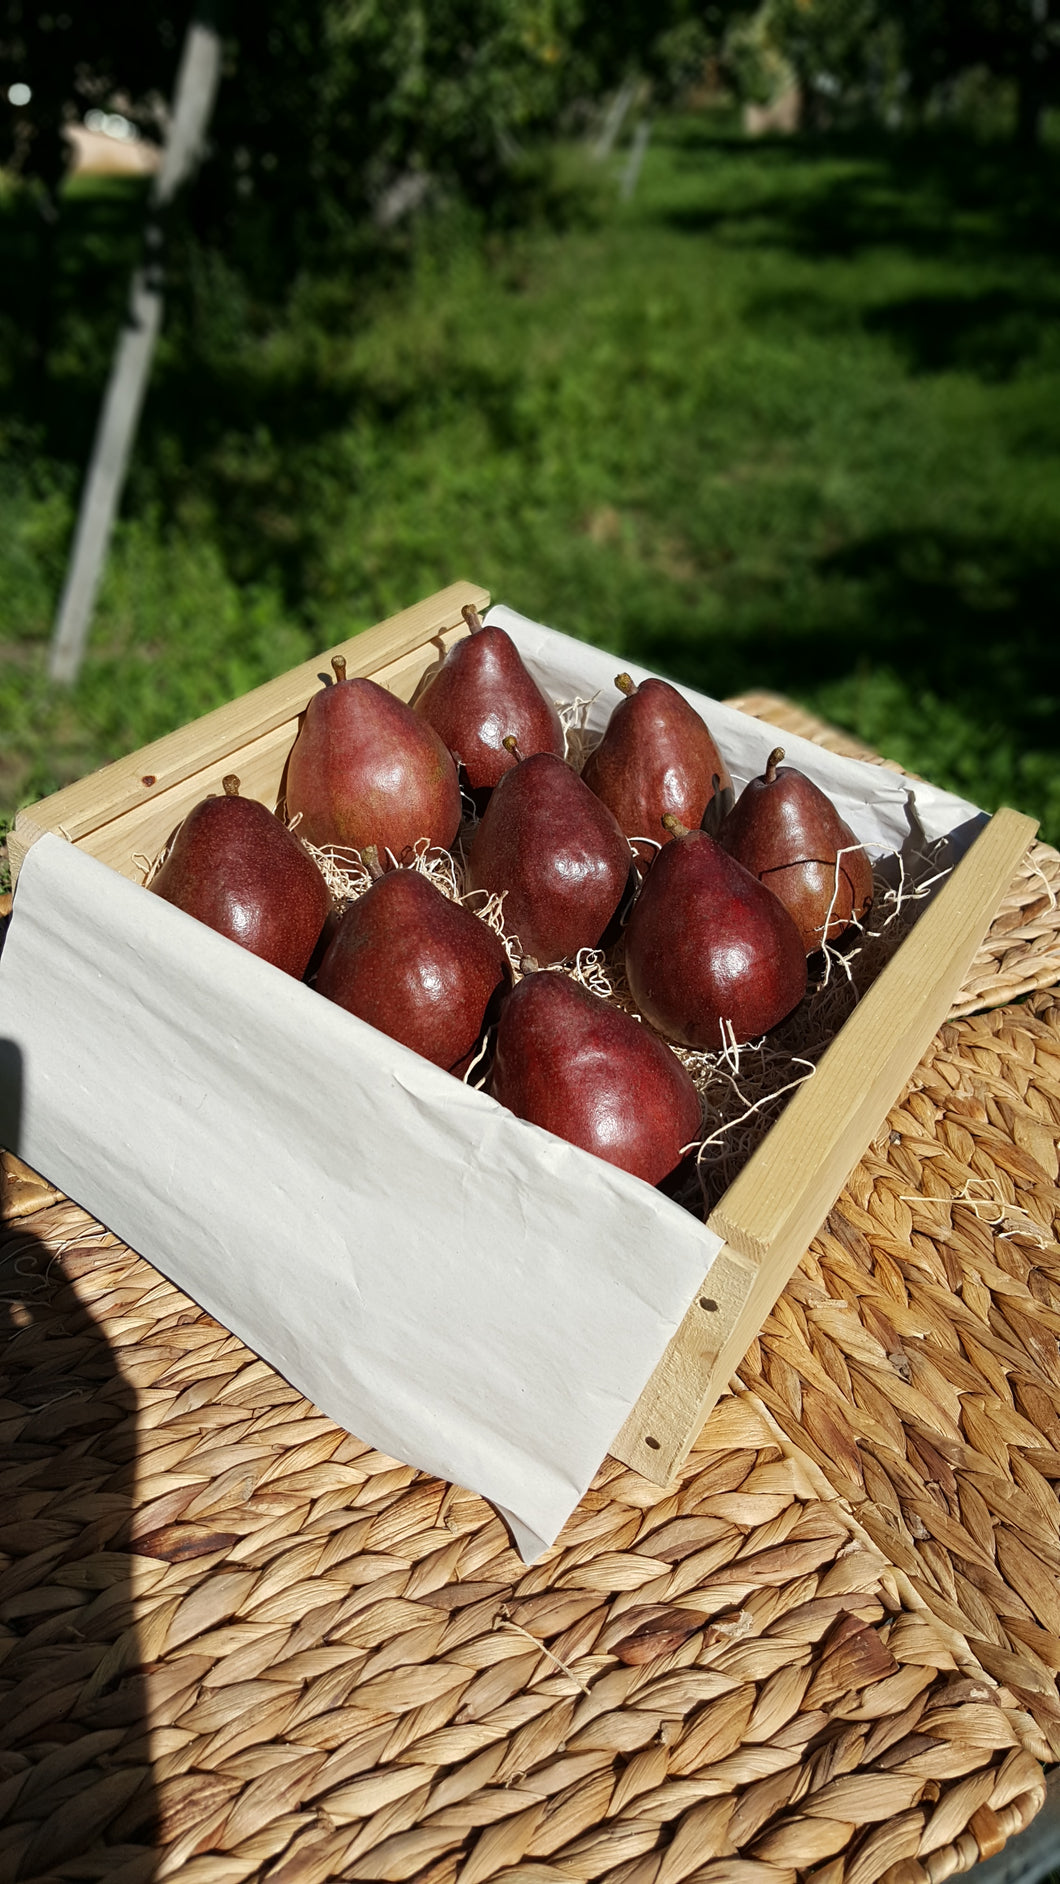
<box><xmin>332</xmin><ymin>654</ymin><xmax>348</xmax><ymax>682</ymax></box>
<box><xmin>502</xmin><ymin>735</ymin><xmax>524</xmax><ymax>761</ymax></box>
<box><xmin>765</xmin><ymin>747</ymin><xmax>785</xmax><ymax>783</ymax></box>
<box><xmin>462</xmin><ymin>604</ymin><xmax>485</xmax><ymax>635</ymax></box>
<box><xmin>360</xmin><ymin>845</ymin><xmax>384</xmax><ymax>881</ymax></box>
<box><xmin>661</xmin><ymin>813</ymin><xmax>691</xmax><ymax>839</ymax></box>
<box><xmin>615</xmin><ymin>673</ymin><xmax>636</xmax><ymax>697</ymax></box>
<box><xmin>222</xmin><ymin>774</ymin><xmax>240</xmax><ymax>796</ymax></box>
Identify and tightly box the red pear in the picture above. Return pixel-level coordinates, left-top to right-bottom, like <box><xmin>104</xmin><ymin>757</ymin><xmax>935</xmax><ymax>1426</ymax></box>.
<box><xmin>466</xmin><ymin>749</ymin><xmax>632</xmax><ymax>963</ymax></box>
<box><xmin>315</xmin><ymin>865</ymin><xmax>510</xmax><ymax>1076</ymax></box>
<box><xmin>582</xmin><ymin>674</ymin><xmax>733</xmax><ymax>863</ymax></box>
<box><xmin>719</xmin><ymin>748</ymin><xmax>874</xmax><ymax>952</ymax></box>
<box><xmin>624</xmin><ymin>821</ymin><xmax>807</xmax><ymax>1048</ymax></box>
<box><xmin>285</xmin><ymin>656</ymin><xmax>462</xmax><ymax>858</ymax></box>
<box><xmin>490</xmin><ymin>971</ymin><xmax>702</xmax><ymax>1185</ymax></box>
<box><xmin>414</xmin><ymin>604</ymin><xmax>565</xmax><ymax>796</ymax></box>
<box><xmin>151</xmin><ymin>775</ymin><xmax>332</xmax><ymax>978</ymax></box>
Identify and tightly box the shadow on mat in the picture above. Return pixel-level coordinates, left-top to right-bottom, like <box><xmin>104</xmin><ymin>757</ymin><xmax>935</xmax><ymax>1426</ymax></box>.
<box><xmin>0</xmin><ymin>1041</ymin><xmax>159</xmax><ymax>1881</ymax></box>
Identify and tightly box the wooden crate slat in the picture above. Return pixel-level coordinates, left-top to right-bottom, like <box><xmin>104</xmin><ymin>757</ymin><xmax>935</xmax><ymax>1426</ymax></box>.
<box><xmin>367</xmin><ymin>623</ymin><xmax>467</xmax><ymax>705</ymax></box>
<box><xmin>11</xmin><ymin>580</ymin><xmax>1035</xmax><ymax>1499</ymax></box>
<box><xmin>611</xmin><ymin>805</ymin><xmax>1037</xmax><ymax>1485</ymax></box>
<box><xmin>73</xmin><ymin>721</ymin><xmax>297</xmax><ymax>884</ymax></box>
<box><xmin>9</xmin><ymin>581</ymin><xmax>486</xmax><ymax>883</ymax></box>
<box><xmin>31</xmin><ymin>622</ymin><xmax>474</xmax><ymax>887</ymax></box>
<box><xmin>710</xmin><ymin>807</ymin><xmax>1037</xmax><ymax>1261</ymax></box>
<box><xmin>611</xmin><ymin>1244</ymin><xmax>757</xmax><ymax>1479</ymax></box>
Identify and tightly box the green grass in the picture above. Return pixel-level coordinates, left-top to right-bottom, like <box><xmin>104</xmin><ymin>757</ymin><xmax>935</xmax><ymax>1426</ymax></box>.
<box><xmin>1</xmin><ymin>119</ymin><xmax>1058</xmax><ymax>848</ymax></box>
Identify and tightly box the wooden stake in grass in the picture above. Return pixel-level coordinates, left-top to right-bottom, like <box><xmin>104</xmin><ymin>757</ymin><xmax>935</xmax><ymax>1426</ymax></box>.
<box><xmin>47</xmin><ymin>12</ymin><xmax>222</xmax><ymax>686</ymax></box>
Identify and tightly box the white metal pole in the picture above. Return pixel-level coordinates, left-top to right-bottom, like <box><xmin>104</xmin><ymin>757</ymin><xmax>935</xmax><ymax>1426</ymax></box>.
<box><xmin>620</xmin><ymin>118</ymin><xmax>652</xmax><ymax>202</ymax></box>
<box><xmin>593</xmin><ymin>75</ymin><xmax>638</xmax><ymax>161</ymax></box>
<box><xmin>48</xmin><ymin>17</ymin><xmax>223</xmax><ymax>685</ymax></box>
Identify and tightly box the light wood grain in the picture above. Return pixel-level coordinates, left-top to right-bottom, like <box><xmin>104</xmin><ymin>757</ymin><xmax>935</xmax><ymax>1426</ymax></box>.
<box><xmin>10</xmin><ymin>583</ymin><xmax>485</xmax><ymax>884</ymax></box>
<box><xmin>72</xmin><ymin>720</ymin><xmax>302</xmax><ymax>884</ymax></box>
<box><xmin>610</xmin><ymin>1244</ymin><xmax>757</xmax><ymax>1480</ymax></box>
<box><xmin>21</xmin><ymin>622</ymin><xmax>474</xmax><ymax>887</ymax></box>
<box><xmin>710</xmin><ymin>808</ymin><xmax>1037</xmax><ymax>1261</ymax></box>
<box><xmin>610</xmin><ymin>806</ymin><xmax>1038</xmax><ymax>1485</ymax></box>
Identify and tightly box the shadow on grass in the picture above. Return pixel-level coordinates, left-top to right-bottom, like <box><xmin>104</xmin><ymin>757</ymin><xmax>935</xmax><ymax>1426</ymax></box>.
<box><xmin>862</xmin><ymin>285</ymin><xmax>1060</xmax><ymax>379</ymax></box>
<box><xmin>635</xmin><ymin>523</ymin><xmax>1060</xmax><ymax>768</ymax></box>
<box><xmin>0</xmin><ymin>180</ymin><xmax>148</xmax><ymax>463</ymax></box>
<box><xmin>0</xmin><ymin>177</ymin><xmax>535</xmax><ymax>614</ymax></box>
<box><xmin>5</xmin><ymin>122</ymin><xmax>1059</xmax><ymax>610</ymax></box>
<box><xmin>2</xmin><ymin>122</ymin><xmax>1058</xmax><ymax>833</ymax></box>
<box><xmin>655</xmin><ymin>121</ymin><xmax>1060</xmax><ymax>267</ymax></box>
<box><xmin>135</xmin><ymin>347</ymin><xmax>531</xmax><ymax>610</ymax></box>
<box><xmin>746</xmin><ymin>280</ymin><xmax>1060</xmax><ymax>380</ymax></box>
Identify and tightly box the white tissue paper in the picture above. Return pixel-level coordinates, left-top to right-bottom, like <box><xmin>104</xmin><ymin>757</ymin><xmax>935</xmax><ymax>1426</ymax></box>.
<box><xmin>0</xmin><ymin>609</ymin><xmax>984</xmax><ymax>1559</ymax></box>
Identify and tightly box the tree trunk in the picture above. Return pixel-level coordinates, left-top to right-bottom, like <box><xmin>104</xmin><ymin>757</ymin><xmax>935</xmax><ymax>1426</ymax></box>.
<box><xmin>1016</xmin><ymin>68</ymin><xmax>1044</xmax><ymax>148</ymax></box>
<box><xmin>1017</xmin><ymin>0</ymin><xmax>1049</xmax><ymax>149</ymax></box>
<box><xmin>32</xmin><ymin>190</ymin><xmax>59</xmax><ymax>398</ymax></box>
<box><xmin>30</xmin><ymin>122</ymin><xmax>67</xmax><ymax>396</ymax></box>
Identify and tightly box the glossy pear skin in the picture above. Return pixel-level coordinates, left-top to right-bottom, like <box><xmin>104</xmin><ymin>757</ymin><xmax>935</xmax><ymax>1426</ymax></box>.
<box><xmin>624</xmin><ymin>829</ymin><xmax>807</xmax><ymax>1048</ymax></box>
<box><xmin>582</xmin><ymin>676</ymin><xmax>733</xmax><ymax>863</ymax></box>
<box><xmin>151</xmin><ymin>791</ymin><xmax>332</xmax><ymax>978</ymax></box>
<box><xmin>315</xmin><ymin>870</ymin><xmax>510</xmax><ymax>1075</ymax></box>
<box><xmin>490</xmin><ymin>971</ymin><xmax>702</xmax><ymax>1185</ymax></box>
<box><xmin>466</xmin><ymin>753</ymin><xmax>632</xmax><ymax>964</ymax></box>
<box><xmin>285</xmin><ymin>673</ymin><xmax>462</xmax><ymax>857</ymax></box>
<box><xmin>414</xmin><ymin>621</ymin><xmax>564</xmax><ymax>792</ymax></box>
<box><xmin>719</xmin><ymin>753</ymin><xmax>874</xmax><ymax>952</ymax></box>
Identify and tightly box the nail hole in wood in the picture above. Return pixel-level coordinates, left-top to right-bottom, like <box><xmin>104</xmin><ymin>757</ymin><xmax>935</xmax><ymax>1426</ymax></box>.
<box><xmin>645</xmin><ymin>1435</ymin><xmax>661</xmax><ymax>1451</ymax></box>
<box><xmin>699</xmin><ymin>1297</ymin><xmax>718</xmax><ymax>1312</ymax></box>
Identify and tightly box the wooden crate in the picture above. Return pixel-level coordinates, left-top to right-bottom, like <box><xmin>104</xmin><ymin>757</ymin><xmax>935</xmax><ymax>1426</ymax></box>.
<box><xmin>9</xmin><ymin>579</ymin><xmax>1037</xmax><ymax>1487</ymax></box>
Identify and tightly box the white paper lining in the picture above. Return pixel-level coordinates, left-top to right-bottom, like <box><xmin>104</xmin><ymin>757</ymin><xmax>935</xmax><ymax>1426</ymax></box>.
<box><xmin>1</xmin><ymin>835</ymin><xmax>724</xmax><ymax>1560</ymax></box>
<box><xmin>0</xmin><ymin>610</ymin><xmax>986</xmax><ymax>1558</ymax></box>
<box><xmin>488</xmin><ymin>606</ymin><xmax>985</xmax><ymax>865</ymax></box>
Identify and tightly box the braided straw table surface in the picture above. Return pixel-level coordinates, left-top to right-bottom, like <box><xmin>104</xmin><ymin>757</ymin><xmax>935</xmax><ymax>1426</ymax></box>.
<box><xmin>2</xmin><ymin>703</ymin><xmax>1059</xmax><ymax>1884</ymax></box>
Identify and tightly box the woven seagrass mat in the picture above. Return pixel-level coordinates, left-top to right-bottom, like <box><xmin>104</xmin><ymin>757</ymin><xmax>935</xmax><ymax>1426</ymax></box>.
<box><xmin>2</xmin><ymin>699</ymin><xmax>1060</xmax><ymax>1884</ymax></box>
<box><xmin>0</xmin><ymin>994</ymin><xmax>1057</xmax><ymax>1884</ymax></box>
<box><xmin>728</xmin><ymin>693</ymin><xmax>1060</xmax><ymax>1021</ymax></box>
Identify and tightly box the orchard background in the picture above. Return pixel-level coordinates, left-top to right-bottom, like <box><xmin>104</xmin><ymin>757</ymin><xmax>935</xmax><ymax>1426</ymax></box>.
<box><xmin>1</xmin><ymin>0</ymin><xmax>1058</xmax><ymax>870</ymax></box>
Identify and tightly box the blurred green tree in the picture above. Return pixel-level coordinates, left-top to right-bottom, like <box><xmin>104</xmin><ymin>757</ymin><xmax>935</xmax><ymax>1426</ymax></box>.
<box><xmin>782</xmin><ymin>0</ymin><xmax>1056</xmax><ymax>141</ymax></box>
<box><xmin>731</xmin><ymin>0</ymin><xmax>1058</xmax><ymax>142</ymax></box>
<box><xmin>0</xmin><ymin>2</ymin><xmax>584</xmax><ymax>257</ymax></box>
<box><xmin>1</xmin><ymin>0</ymin><xmax>739</xmax><ymax>262</ymax></box>
<box><xmin>192</xmin><ymin>0</ymin><xmax>587</xmax><ymax>273</ymax></box>
<box><xmin>760</xmin><ymin>0</ymin><xmax>904</xmax><ymax>126</ymax></box>
<box><xmin>883</xmin><ymin>0</ymin><xmax>1058</xmax><ymax>144</ymax></box>
<box><xmin>567</xmin><ymin>0</ymin><xmax>716</xmax><ymax>97</ymax></box>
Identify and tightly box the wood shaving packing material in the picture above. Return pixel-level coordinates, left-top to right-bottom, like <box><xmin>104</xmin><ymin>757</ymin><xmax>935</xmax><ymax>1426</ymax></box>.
<box><xmin>728</xmin><ymin>693</ymin><xmax>1060</xmax><ymax>1022</ymax></box>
